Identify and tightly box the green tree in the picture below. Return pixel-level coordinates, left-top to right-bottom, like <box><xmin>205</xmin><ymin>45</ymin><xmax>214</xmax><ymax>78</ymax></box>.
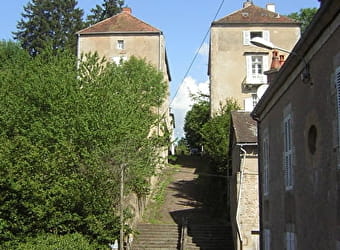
<box><xmin>175</xmin><ymin>138</ymin><xmax>189</xmax><ymax>155</ymax></box>
<box><xmin>288</xmin><ymin>7</ymin><xmax>318</xmax><ymax>33</ymax></box>
<box><xmin>201</xmin><ymin>99</ymin><xmax>240</xmax><ymax>172</ymax></box>
<box><xmin>0</xmin><ymin>44</ymin><xmax>167</xmax><ymax>246</ymax></box>
<box><xmin>13</xmin><ymin>0</ymin><xmax>84</xmax><ymax>56</ymax></box>
<box><xmin>86</xmin><ymin>0</ymin><xmax>124</xmax><ymax>26</ymax></box>
<box><xmin>183</xmin><ymin>98</ymin><xmax>210</xmax><ymax>150</ymax></box>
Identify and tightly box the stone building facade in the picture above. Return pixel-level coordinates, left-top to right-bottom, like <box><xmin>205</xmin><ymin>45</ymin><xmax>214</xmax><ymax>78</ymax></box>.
<box><xmin>251</xmin><ymin>0</ymin><xmax>340</xmax><ymax>249</ymax></box>
<box><xmin>209</xmin><ymin>1</ymin><xmax>300</xmax><ymax>115</ymax></box>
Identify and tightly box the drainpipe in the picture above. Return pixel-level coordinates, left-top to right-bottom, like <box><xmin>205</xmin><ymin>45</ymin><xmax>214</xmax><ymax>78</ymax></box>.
<box><xmin>76</xmin><ymin>33</ymin><xmax>81</xmax><ymax>69</ymax></box>
<box><xmin>235</xmin><ymin>143</ymin><xmax>257</xmax><ymax>250</ymax></box>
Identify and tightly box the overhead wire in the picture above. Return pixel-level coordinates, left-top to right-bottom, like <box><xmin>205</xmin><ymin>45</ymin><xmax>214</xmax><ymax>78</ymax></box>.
<box><xmin>170</xmin><ymin>0</ymin><xmax>225</xmax><ymax>107</ymax></box>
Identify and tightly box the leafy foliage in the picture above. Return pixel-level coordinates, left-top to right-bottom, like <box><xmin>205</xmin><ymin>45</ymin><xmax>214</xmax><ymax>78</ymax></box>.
<box><xmin>288</xmin><ymin>7</ymin><xmax>318</xmax><ymax>33</ymax></box>
<box><xmin>183</xmin><ymin>99</ymin><xmax>210</xmax><ymax>149</ymax></box>
<box><xmin>201</xmin><ymin>99</ymin><xmax>240</xmax><ymax>172</ymax></box>
<box><xmin>0</xmin><ymin>42</ymin><xmax>168</xmax><ymax>246</ymax></box>
<box><xmin>175</xmin><ymin>138</ymin><xmax>189</xmax><ymax>155</ymax></box>
<box><xmin>86</xmin><ymin>0</ymin><xmax>124</xmax><ymax>26</ymax></box>
<box><xmin>3</xmin><ymin>233</ymin><xmax>100</xmax><ymax>250</ymax></box>
<box><xmin>13</xmin><ymin>0</ymin><xmax>84</xmax><ymax>56</ymax></box>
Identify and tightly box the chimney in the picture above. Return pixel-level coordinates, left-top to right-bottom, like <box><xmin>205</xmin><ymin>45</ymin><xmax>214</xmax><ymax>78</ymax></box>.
<box><xmin>270</xmin><ymin>50</ymin><xmax>280</xmax><ymax>70</ymax></box>
<box><xmin>266</xmin><ymin>3</ymin><xmax>276</xmax><ymax>13</ymax></box>
<box><xmin>243</xmin><ymin>1</ymin><xmax>253</xmax><ymax>8</ymax></box>
<box><xmin>279</xmin><ymin>55</ymin><xmax>285</xmax><ymax>66</ymax></box>
<box><xmin>122</xmin><ymin>7</ymin><xmax>132</xmax><ymax>14</ymax></box>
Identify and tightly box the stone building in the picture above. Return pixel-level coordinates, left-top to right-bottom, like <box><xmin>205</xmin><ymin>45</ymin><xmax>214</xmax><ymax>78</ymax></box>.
<box><xmin>251</xmin><ymin>0</ymin><xmax>340</xmax><ymax>249</ymax></box>
<box><xmin>229</xmin><ymin>111</ymin><xmax>259</xmax><ymax>250</ymax></box>
<box><xmin>76</xmin><ymin>7</ymin><xmax>172</xmax><ymax>229</ymax></box>
<box><xmin>76</xmin><ymin>7</ymin><xmax>171</xmax><ymax>136</ymax></box>
<box><xmin>209</xmin><ymin>1</ymin><xmax>300</xmax><ymax>115</ymax></box>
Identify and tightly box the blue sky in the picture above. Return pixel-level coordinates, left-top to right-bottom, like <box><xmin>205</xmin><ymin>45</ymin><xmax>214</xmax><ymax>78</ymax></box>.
<box><xmin>0</xmin><ymin>0</ymin><xmax>320</xmax><ymax>138</ymax></box>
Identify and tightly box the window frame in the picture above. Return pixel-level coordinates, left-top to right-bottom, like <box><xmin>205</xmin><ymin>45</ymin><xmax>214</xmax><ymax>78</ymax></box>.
<box><xmin>117</xmin><ymin>40</ymin><xmax>125</xmax><ymax>50</ymax></box>
<box><xmin>246</xmin><ymin>54</ymin><xmax>268</xmax><ymax>84</ymax></box>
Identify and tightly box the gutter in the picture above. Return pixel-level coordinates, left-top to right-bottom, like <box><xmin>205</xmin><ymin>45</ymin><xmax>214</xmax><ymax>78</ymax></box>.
<box><xmin>77</xmin><ymin>31</ymin><xmax>163</xmax><ymax>36</ymax></box>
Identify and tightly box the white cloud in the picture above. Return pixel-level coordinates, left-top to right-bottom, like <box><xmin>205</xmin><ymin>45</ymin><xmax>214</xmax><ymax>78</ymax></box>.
<box><xmin>197</xmin><ymin>42</ymin><xmax>209</xmax><ymax>57</ymax></box>
<box><xmin>171</xmin><ymin>76</ymin><xmax>209</xmax><ymax>139</ymax></box>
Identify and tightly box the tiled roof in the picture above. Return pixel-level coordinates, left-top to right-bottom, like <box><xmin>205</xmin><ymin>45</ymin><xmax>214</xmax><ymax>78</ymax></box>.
<box><xmin>214</xmin><ymin>4</ymin><xmax>298</xmax><ymax>25</ymax></box>
<box><xmin>231</xmin><ymin>111</ymin><xmax>257</xmax><ymax>143</ymax></box>
<box><xmin>77</xmin><ymin>10</ymin><xmax>160</xmax><ymax>34</ymax></box>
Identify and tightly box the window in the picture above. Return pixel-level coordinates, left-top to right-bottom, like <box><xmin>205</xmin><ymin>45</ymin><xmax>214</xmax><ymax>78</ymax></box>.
<box><xmin>283</xmin><ymin>113</ymin><xmax>293</xmax><ymax>190</ymax></box>
<box><xmin>112</xmin><ymin>56</ymin><xmax>127</xmax><ymax>65</ymax></box>
<box><xmin>263</xmin><ymin>130</ymin><xmax>269</xmax><ymax>196</ymax></box>
<box><xmin>243</xmin><ymin>30</ymin><xmax>270</xmax><ymax>45</ymax></box>
<box><xmin>336</xmin><ymin>241</ymin><xmax>340</xmax><ymax>250</ymax></box>
<box><xmin>264</xmin><ymin>229</ymin><xmax>270</xmax><ymax>250</ymax></box>
<box><xmin>117</xmin><ymin>40</ymin><xmax>125</xmax><ymax>50</ymax></box>
<box><xmin>285</xmin><ymin>231</ymin><xmax>296</xmax><ymax>250</ymax></box>
<box><xmin>246</xmin><ymin>54</ymin><xmax>268</xmax><ymax>84</ymax></box>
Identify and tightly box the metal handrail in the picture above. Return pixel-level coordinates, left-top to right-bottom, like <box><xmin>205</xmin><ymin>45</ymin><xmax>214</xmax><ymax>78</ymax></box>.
<box><xmin>180</xmin><ymin>217</ymin><xmax>188</xmax><ymax>250</ymax></box>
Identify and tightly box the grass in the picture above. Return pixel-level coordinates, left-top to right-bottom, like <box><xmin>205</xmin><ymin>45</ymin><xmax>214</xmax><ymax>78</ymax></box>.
<box><xmin>142</xmin><ymin>163</ymin><xmax>180</xmax><ymax>224</ymax></box>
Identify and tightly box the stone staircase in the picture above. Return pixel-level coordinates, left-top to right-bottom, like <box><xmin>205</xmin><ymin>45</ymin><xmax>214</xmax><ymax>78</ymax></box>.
<box><xmin>132</xmin><ymin>224</ymin><xmax>180</xmax><ymax>250</ymax></box>
<box><xmin>185</xmin><ymin>224</ymin><xmax>233</xmax><ymax>250</ymax></box>
<box><xmin>131</xmin><ymin>223</ymin><xmax>233</xmax><ymax>250</ymax></box>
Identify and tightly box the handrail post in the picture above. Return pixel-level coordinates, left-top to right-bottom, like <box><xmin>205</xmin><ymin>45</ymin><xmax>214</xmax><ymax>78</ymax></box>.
<box><xmin>180</xmin><ymin>217</ymin><xmax>188</xmax><ymax>250</ymax></box>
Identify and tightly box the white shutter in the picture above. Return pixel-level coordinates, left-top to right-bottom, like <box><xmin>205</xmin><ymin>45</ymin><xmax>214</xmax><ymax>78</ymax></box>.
<box><xmin>263</xmin><ymin>30</ymin><xmax>270</xmax><ymax>42</ymax></box>
<box><xmin>263</xmin><ymin>55</ymin><xmax>269</xmax><ymax>72</ymax></box>
<box><xmin>246</xmin><ymin>55</ymin><xmax>252</xmax><ymax>82</ymax></box>
<box><xmin>243</xmin><ymin>31</ymin><xmax>250</xmax><ymax>45</ymax></box>
<box><xmin>244</xmin><ymin>97</ymin><xmax>254</xmax><ymax>112</ymax></box>
<box><xmin>263</xmin><ymin>55</ymin><xmax>269</xmax><ymax>83</ymax></box>
<box><xmin>283</xmin><ymin>115</ymin><xmax>293</xmax><ymax>190</ymax></box>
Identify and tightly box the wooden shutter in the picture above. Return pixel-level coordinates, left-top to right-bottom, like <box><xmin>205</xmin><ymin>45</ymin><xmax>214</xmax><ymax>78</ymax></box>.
<box><xmin>243</xmin><ymin>31</ymin><xmax>250</xmax><ymax>45</ymax></box>
<box><xmin>246</xmin><ymin>55</ymin><xmax>252</xmax><ymax>82</ymax></box>
<box><xmin>263</xmin><ymin>30</ymin><xmax>270</xmax><ymax>42</ymax></box>
<box><xmin>284</xmin><ymin>115</ymin><xmax>293</xmax><ymax>190</ymax></box>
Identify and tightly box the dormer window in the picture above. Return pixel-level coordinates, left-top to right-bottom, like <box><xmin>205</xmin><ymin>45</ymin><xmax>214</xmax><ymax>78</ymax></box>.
<box><xmin>117</xmin><ymin>40</ymin><xmax>125</xmax><ymax>50</ymax></box>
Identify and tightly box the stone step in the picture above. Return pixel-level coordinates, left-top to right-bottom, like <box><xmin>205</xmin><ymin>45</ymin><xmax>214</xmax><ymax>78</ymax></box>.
<box><xmin>184</xmin><ymin>224</ymin><xmax>234</xmax><ymax>250</ymax></box>
<box><xmin>132</xmin><ymin>224</ymin><xmax>180</xmax><ymax>250</ymax></box>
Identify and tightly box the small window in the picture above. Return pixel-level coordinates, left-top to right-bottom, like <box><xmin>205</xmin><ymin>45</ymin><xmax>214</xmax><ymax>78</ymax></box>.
<box><xmin>251</xmin><ymin>31</ymin><xmax>263</xmax><ymax>39</ymax></box>
<box><xmin>243</xmin><ymin>30</ymin><xmax>270</xmax><ymax>45</ymax></box>
<box><xmin>117</xmin><ymin>40</ymin><xmax>125</xmax><ymax>50</ymax></box>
